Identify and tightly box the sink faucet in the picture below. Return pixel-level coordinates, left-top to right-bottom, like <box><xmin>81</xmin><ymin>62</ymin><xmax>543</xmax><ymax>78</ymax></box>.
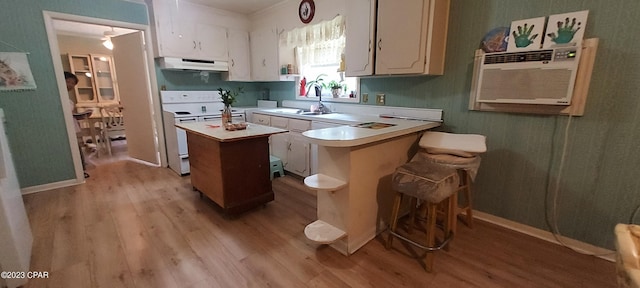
<box><xmin>316</xmin><ymin>94</ymin><xmax>331</xmax><ymax>113</ymax></box>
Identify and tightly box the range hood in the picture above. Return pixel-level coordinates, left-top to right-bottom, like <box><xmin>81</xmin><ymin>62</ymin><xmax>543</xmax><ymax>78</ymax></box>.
<box><xmin>158</xmin><ymin>57</ymin><xmax>228</xmax><ymax>72</ymax></box>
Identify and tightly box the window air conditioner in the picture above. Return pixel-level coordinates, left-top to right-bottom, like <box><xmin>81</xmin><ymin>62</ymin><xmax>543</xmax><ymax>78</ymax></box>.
<box><xmin>474</xmin><ymin>47</ymin><xmax>581</xmax><ymax>105</ymax></box>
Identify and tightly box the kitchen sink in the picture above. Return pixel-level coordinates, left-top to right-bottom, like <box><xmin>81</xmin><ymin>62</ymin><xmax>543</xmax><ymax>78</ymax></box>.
<box><xmin>299</xmin><ymin>111</ymin><xmax>333</xmax><ymax>115</ymax></box>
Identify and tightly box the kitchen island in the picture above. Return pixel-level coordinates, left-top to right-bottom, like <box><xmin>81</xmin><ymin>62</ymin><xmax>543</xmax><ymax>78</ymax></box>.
<box><xmin>302</xmin><ymin>117</ymin><xmax>441</xmax><ymax>255</ymax></box>
<box><xmin>176</xmin><ymin>121</ymin><xmax>287</xmax><ymax>216</ymax></box>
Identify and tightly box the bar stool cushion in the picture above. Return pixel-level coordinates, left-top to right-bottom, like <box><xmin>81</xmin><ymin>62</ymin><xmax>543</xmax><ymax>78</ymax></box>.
<box><xmin>392</xmin><ymin>160</ymin><xmax>459</xmax><ymax>203</ymax></box>
<box><xmin>419</xmin><ymin>131</ymin><xmax>486</xmax><ymax>158</ymax></box>
<box><xmin>415</xmin><ymin>152</ymin><xmax>482</xmax><ymax>181</ymax></box>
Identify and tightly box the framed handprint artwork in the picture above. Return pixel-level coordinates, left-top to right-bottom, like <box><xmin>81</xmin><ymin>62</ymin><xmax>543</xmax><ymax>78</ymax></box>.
<box><xmin>543</xmin><ymin>10</ymin><xmax>589</xmax><ymax>49</ymax></box>
<box><xmin>507</xmin><ymin>17</ymin><xmax>545</xmax><ymax>52</ymax></box>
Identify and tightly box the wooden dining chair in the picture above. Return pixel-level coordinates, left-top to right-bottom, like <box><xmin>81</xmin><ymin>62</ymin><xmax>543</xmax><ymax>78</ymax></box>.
<box><xmin>100</xmin><ymin>106</ymin><xmax>126</xmax><ymax>156</ymax></box>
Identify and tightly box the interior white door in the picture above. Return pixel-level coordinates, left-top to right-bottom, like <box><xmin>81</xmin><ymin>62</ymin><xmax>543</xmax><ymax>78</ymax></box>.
<box><xmin>111</xmin><ymin>32</ymin><xmax>160</xmax><ymax>165</ymax></box>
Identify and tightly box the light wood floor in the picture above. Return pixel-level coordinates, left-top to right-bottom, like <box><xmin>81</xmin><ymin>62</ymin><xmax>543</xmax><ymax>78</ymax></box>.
<box><xmin>23</xmin><ymin>144</ymin><xmax>616</xmax><ymax>287</ymax></box>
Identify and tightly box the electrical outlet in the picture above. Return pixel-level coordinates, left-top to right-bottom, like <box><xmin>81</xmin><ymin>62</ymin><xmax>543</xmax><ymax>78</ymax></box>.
<box><xmin>362</xmin><ymin>93</ymin><xmax>369</xmax><ymax>103</ymax></box>
<box><xmin>376</xmin><ymin>93</ymin><xmax>385</xmax><ymax>105</ymax></box>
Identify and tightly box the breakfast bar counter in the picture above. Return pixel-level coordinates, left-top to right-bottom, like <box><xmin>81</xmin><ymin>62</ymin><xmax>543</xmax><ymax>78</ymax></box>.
<box><xmin>176</xmin><ymin>121</ymin><xmax>287</xmax><ymax>215</ymax></box>
<box><xmin>301</xmin><ymin>117</ymin><xmax>441</xmax><ymax>255</ymax></box>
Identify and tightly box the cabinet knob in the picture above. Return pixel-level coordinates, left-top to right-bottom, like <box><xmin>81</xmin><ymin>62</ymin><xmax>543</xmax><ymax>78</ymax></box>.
<box><xmin>378</xmin><ymin>39</ymin><xmax>382</xmax><ymax>50</ymax></box>
<box><xmin>193</xmin><ymin>41</ymin><xmax>197</xmax><ymax>49</ymax></box>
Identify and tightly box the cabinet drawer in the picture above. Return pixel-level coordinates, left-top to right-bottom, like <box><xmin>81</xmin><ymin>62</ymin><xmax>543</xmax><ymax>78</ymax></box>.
<box><xmin>253</xmin><ymin>114</ymin><xmax>270</xmax><ymax>126</ymax></box>
<box><xmin>270</xmin><ymin>116</ymin><xmax>289</xmax><ymax>129</ymax></box>
<box><xmin>288</xmin><ymin>119</ymin><xmax>311</xmax><ymax>132</ymax></box>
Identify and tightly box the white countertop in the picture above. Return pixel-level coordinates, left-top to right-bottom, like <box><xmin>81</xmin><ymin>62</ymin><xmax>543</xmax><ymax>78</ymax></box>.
<box><xmin>303</xmin><ymin>119</ymin><xmax>440</xmax><ymax>147</ymax></box>
<box><xmin>176</xmin><ymin>121</ymin><xmax>287</xmax><ymax>142</ymax></box>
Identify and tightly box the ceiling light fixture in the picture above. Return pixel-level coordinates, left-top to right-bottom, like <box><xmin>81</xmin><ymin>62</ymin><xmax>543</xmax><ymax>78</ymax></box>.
<box><xmin>102</xmin><ymin>27</ymin><xmax>116</xmax><ymax>50</ymax></box>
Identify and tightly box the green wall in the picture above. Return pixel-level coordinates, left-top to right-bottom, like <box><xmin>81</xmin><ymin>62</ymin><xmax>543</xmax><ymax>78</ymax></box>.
<box><xmin>0</xmin><ymin>0</ymin><xmax>148</xmax><ymax>187</ymax></box>
<box><xmin>275</xmin><ymin>0</ymin><xmax>639</xmax><ymax>250</ymax></box>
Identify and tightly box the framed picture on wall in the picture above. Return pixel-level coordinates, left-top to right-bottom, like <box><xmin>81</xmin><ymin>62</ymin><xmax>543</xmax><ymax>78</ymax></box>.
<box><xmin>0</xmin><ymin>52</ymin><xmax>36</xmax><ymax>91</ymax></box>
<box><xmin>507</xmin><ymin>17</ymin><xmax>546</xmax><ymax>52</ymax></box>
<box><xmin>543</xmin><ymin>10</ymin><xmax>589</xmax><ymax>49</ymax></box>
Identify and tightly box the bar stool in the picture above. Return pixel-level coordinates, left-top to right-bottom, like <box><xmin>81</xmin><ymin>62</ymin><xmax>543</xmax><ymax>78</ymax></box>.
<box><xmin>387</xmin><ymin>158</ymin><xmax>460</xmax><ymax>272</ymax></box>
<box><xmin>418</xmin><ymin>132</ymin><xmax>486</xmax><ymax>234</ymax></box>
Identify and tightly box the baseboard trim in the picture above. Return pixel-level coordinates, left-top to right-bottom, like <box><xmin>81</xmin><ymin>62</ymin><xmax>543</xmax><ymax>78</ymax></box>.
<box><xmin>474</xmin><ymin>211</ymin><xmax>615</xmax><ymax>262</ymax></box>
<box><xmin>21</xmin><ymin>178</ymin><xmax>80</xmax><ymax>195</ymax></box>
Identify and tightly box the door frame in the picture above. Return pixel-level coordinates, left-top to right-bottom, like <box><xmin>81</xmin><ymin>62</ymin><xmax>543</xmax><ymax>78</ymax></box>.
<box><xmin>43</xmin><ymin>11</ymin><xmax>167</xmax><ymax>183</ymax></box>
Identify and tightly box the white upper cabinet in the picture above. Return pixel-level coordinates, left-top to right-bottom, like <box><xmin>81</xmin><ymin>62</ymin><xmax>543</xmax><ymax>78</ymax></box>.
<box><xmin>346</xmin><ymin>0</ymin><xmax>450</xmax><ymax>76</ymax></box>
<box><xmin>345</xmin><ymin>0</ymin><xmax>376</xmax><ymax>77</ymax></box>
<box><xmin>196</xmin><ymin>24</ymin><xmax>228</xmax><ymax>61</ymax></box>
<box><xmin>225</xmin><ymin>29</ymin><xmax>251</xmax><ymax>81</ymax></box>
<box><xmin>250</xmin><ymin>28</ymin><xmax>280</xmax><ymax>81</ymax></box>
<box><xmin>147</xmin><ymin>0</ymin><xmax>230</xmax><ymax>61</ymax></box>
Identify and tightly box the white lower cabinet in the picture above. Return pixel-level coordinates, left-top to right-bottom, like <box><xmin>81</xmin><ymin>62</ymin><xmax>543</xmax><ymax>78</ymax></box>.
<box><xmin>260</xmin><ymin>115</ymin><xmax>312</xmax><ymax>177</ymax></box>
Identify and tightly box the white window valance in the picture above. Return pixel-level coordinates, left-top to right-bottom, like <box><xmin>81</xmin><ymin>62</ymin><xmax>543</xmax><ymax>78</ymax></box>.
<box><xmin>286</xmin><ymin>15</ymin><xmax>346</xmax><ymax>67</ymax></box>
<box><xmin>285</xmin><ymin>15</ymin><xmax>345</xmax><ymax>47</ymax></box>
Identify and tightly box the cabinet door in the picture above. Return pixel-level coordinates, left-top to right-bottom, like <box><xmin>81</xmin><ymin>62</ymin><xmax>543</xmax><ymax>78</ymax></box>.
<box><xmin>68</xmin><ymin>54</ymin><xmax>96</xmax><ymax>104</ymax></box>
<box><xmin>197</xmin><ymin>24</ymin><xmax>228</xmax><ymax>61</ymax></box>
<box><xmin>90</xmin><ymin>55</ymin><xmax>119</xmax><ymax>105</ymax></box>
<box><xmin>375</xmin><ymin>0</ymin><xmax>427</xmax><ymax>74</ymax></box>
<box><xmin>250</xmin><ymin>28</ymin><xmax>280</xmax><ymax>81</ymax></box>
<box><xmin>270</xmin><ymin>133</ymin><xmax>289</xmax><ymax>166</ymax></box>
<box><xmin>287</xmin><ymin>133</ymin><xmax>310</xmax><ymax>177</ymax></box>
<box><xmin>154</xmin><ymin>0</ymin><xmax>197</xmax><ymax>58</ymax></box>
<box><xmin>345</xmin><ymin>0</ymin><xmax>376</xmax><ymax>77</ymax></box>
<box><xmin>226</xmin><ymin>29</ymin><xmax>252</xmax><ymax>81</ymax></box>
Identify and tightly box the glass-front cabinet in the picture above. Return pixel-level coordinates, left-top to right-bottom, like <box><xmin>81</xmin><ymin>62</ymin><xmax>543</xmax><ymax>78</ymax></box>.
<box><xmin>68</xmin><ymin>54</ymin><xmax>120</xmax><ymax>107</ymax></box>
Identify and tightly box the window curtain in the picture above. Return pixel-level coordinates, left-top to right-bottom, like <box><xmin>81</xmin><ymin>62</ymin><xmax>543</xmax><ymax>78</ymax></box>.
<box><xmin>285</xmin><ymin>15</ymin><xmax>346</xmax><ymax>67</ymax></box>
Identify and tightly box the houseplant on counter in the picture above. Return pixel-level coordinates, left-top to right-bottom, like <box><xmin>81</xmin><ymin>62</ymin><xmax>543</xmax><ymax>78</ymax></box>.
<box><xmin>328</xmin><ymin>80</ymin><xmax>345</xmax><ymax>98</ymax></box>
<box><xmin>305</xmin><ymin>74</ymin><xmax>327</xmax><ymax>97</ymax></box>
<box><xmin>217</xmin><ymin>87</ymin><xmax>243</xmax><ymax>125</ymax></box>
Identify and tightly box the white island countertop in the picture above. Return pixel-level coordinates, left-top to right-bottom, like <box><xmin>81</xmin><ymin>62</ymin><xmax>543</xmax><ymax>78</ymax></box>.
<box><xmin>176</xmin><ymin>121</ymin><xmax>287</xmax><ymax>142</ymax></box>
<box><xmin>303</xmin><ymin>117</ymin><xmax>440</xmax><ymax>147</ymax></box>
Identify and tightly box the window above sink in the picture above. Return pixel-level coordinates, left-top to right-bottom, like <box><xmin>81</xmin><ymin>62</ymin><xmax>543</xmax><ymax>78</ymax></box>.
<box><xmin>280</xmin><ymin>15</ymin><xmax>359</xmax><ymax>103</ymax></box>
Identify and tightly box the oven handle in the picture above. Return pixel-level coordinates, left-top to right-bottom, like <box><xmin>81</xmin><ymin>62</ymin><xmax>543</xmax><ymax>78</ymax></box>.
<box><xmin>178</xmin><ymin>117</ymin><xmax>197</xmax><ymax>123</ymax></box>
<box><xmin>201</xmin><ymin>115</ymin><xmax>222</xmax><ymax>121</ymax></box>
<box><xmin>200</xmin><ymin>114</ymin><xmax>244</xmax><ymax>121</ymax></box>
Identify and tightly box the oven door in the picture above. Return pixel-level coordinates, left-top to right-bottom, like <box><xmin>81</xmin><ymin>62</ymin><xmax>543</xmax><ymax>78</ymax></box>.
<box><xmin>175</xmin><ymin>117</ymin><xmax>197</xmax><ymax>155</ymax></box>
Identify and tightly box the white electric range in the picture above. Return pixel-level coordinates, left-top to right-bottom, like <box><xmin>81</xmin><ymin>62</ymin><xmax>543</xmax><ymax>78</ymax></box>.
<box><xmin>161</xmin><ymin>90</ymin><xmax>245</xmax><ymax>175</ymax></box>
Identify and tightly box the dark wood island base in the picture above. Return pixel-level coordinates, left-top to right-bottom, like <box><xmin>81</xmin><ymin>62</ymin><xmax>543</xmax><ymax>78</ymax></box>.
<box><xmin>186</xmin><ymin>130</ymin><xmax>275</xmax><ymax>216</ymax></box>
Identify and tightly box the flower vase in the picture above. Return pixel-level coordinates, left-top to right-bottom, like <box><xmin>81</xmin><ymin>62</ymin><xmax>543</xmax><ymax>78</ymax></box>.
<box><xmin>222</xmin><ymin>105</ymin><xmax>232</xmax><ymax>125</ymax></box>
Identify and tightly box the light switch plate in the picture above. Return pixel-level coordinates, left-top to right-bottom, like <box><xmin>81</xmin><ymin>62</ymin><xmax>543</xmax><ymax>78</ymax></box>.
<box><xmin>376</xmin><ymin>93</ymin><xmax>385</xmax><ymax>105</ymax></box>
<box><xmin>362</xmin><ymin>93</ymin><xmax>369</xmax><ymax>103</ymax></box>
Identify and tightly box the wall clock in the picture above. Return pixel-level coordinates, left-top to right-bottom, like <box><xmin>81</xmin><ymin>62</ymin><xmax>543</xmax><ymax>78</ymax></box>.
<box><xmin>299</xmin><ymin>0</ymin><xmax>315</xmax><ymax>24</ymax></box>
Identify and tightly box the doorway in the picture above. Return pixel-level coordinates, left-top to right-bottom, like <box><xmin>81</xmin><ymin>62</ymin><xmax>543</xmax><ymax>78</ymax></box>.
<box><xmin>43</xmin><ymin>11</ymin><xmax>167</xmax><ymax>183</ymax></box>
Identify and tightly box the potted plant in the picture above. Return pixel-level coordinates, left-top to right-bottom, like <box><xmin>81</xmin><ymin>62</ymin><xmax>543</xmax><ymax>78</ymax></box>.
<box><xmin>305</xmin><ymin>74</ymin><xmax>327</xmax><ymax>97</ymax></box>
<box><xmin>328</xmin><ymin>80</ymin><xmax>344</xmax><ymax>98</ymax></box>
<box><xmin>217</xmin><ymin>87</ymin><xmax>243</xmax><ymax>124</ymax></box>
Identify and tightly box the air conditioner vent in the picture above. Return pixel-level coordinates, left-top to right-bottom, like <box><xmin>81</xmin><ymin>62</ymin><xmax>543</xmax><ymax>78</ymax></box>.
<box><xmin>484</xmin><ymin>50</ymin><xmax>553</xmax><ymax>65</ymax></box>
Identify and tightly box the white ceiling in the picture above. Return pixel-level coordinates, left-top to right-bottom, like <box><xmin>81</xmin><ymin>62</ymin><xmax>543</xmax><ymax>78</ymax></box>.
<box><xmin>187</xmin><ymin>0</ymin><xmax>286</xmax><ymax>14</ymax></box>
<box><xmin>53</xmin><ymin>0</ymin><xmax>287</xmax><ymax>38</ymax></box>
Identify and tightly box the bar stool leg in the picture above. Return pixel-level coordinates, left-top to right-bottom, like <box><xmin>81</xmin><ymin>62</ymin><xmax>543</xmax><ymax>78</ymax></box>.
<box><xmin>424</xmin><ymin>202</ymin><xmax>438</xmax><ymax>272</ymax></box>
<box><xmin>462</xmin><ymin>172</ymin><xmax>474</xmax><ymax>228</ymax></box>
<box><xmin>442</xmin><ymin>196</ymin><xmax>452</xmax><ymax>251</ymax></box>
<box><xmin>386</xmin><ymin>192</ymin><xmax>403</xmax><ymax>249</ymax></box>
<box><xmin>407</xmin><ymin>197</ymin><xmax>418</xmax><ymax>234</ymax></box>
